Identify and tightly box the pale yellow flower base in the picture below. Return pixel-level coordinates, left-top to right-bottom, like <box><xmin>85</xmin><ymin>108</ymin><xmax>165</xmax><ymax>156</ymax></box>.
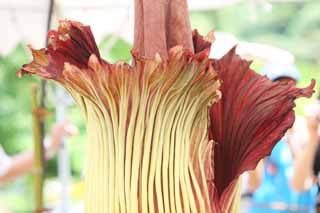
<box><xmin>64</xmin><ymin>50</ymin><xmax>220</xmax><ymax>212</ymax></box>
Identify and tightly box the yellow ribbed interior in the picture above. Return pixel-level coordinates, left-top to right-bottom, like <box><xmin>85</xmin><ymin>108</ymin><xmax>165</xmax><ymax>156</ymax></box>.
<box><xmin>63</xmin><ymin>50</ymin><xmax>220</xmax><ymax>212</ymax></box>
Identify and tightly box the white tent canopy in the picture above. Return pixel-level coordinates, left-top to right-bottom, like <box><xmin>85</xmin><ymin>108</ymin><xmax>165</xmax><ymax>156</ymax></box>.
<box><xmin>210</xmin><ymin>32</ymin><xmax>294</xmax><ymax>64</ymax></box>
<box><xmin>0</xmin><ymin>0</ymin><xmax>244</xmax><ymax>55</ymax></box>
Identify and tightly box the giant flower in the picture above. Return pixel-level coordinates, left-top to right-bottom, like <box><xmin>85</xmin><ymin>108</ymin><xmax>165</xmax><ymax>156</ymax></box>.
<box><xmin>18</xmin><ymin>1</ymin><xmax>315</xmax><ymax>212</ymax></box>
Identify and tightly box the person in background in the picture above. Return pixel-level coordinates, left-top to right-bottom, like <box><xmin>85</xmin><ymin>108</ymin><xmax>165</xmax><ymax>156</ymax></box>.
<box><xmin>248</xmin><ymin>63</ymin><xmax>319</xmax><ymax>213</ymax></box>
<box><xmin>0</xmin><ymin>120</ymin><xmax>78</xmax><ymax>184</ymax></box>
<box><xmin>305</xmin><ymin>89</ymin><xmax>320</xmax><ymax>212</ymax></box>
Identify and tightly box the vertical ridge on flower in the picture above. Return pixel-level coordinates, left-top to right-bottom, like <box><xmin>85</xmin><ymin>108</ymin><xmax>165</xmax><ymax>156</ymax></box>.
<box><xmin>18</xmin><ymin>20</ymin><xmax>222</xmax><ymax>212</ymax></box>
<box><xmin>208</xmin><ymin>47</ymin><xmax>315</xmax><ymax>211</ymax></box>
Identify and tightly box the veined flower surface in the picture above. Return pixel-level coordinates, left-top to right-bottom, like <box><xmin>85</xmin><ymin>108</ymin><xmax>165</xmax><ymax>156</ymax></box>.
<box><xmin>18</xmin><ymin>20</ymin><xmax>221</xmax><ymax>212</ymax></box>
<box><xmin>193</xmin><ymin>31</ymin><xmax>314</xmax><ymax>212</ymax></box>
<box><xmin>18</xmin><ymin>20</ymin><xmax>315</xmax><ymax>213</ymax></box>
<box><xmin>208</xmin><ymin>47</ymin><xmax>315</xmax><ymax>212</ymax></box>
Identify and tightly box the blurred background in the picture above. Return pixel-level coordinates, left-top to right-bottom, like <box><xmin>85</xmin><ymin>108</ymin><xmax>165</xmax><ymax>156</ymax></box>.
<box><xmin>0</xmin><ymin>0</ymin><xmax>319</xmax><ymax>212</ymax></box>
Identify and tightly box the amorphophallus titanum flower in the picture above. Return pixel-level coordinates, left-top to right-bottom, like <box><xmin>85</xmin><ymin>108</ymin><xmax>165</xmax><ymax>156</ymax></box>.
<box><xmin>17</xmin><ymin>0</ymin><xmax>315</xmax><ymax>212</ymax></box>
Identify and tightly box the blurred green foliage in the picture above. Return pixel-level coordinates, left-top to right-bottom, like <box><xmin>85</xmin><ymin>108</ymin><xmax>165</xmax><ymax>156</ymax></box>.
<box><xmin>99</xmin><ymin>35</ymin><xmax>132</xmax><ymax>63</ymax></box>
<box><xmin>190</xmin><ymin>1</ymin><xmax>320</xmax><ymax>64</ymax></box>
<box><xmin>0</xmin><ymin>44</ymin><xmax>35</xmax><ymax>154</ymax></box>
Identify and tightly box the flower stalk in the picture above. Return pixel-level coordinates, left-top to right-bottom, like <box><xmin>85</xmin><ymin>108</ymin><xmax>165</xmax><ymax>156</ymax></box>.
<box><xmin>31</xmin><ymin>85</ymin><xmax>45</xmax><ymax>211</ymax></box>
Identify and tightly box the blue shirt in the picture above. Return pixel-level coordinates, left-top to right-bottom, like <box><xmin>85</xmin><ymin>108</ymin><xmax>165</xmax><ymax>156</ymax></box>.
<box><xmin>250</xmin><ymin>139</ymin><xmax>317</xmax><ymax>213</ymax></box>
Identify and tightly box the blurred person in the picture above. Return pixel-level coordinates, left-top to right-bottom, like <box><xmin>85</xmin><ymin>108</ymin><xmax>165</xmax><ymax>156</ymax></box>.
<box><xmin>0</xmin><ymin>120</ymin><xmax>78</xmax><ymax>184</ymax></box>
<box><xmin>305</xmin><ymin>90</ymin><xmax>320</xmax><ymax>211</ymax></box>
<box><xmin>248</xmin><ymin>64</ymin><xmax>319</xmax><ymax>213</ymax></box>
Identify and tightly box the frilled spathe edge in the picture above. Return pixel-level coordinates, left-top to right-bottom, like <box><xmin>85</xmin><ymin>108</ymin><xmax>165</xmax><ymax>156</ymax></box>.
<box><xmin>17</xmin><ymin>21</ymin><xmax>218</xmax><ymax>86</ymax></box>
